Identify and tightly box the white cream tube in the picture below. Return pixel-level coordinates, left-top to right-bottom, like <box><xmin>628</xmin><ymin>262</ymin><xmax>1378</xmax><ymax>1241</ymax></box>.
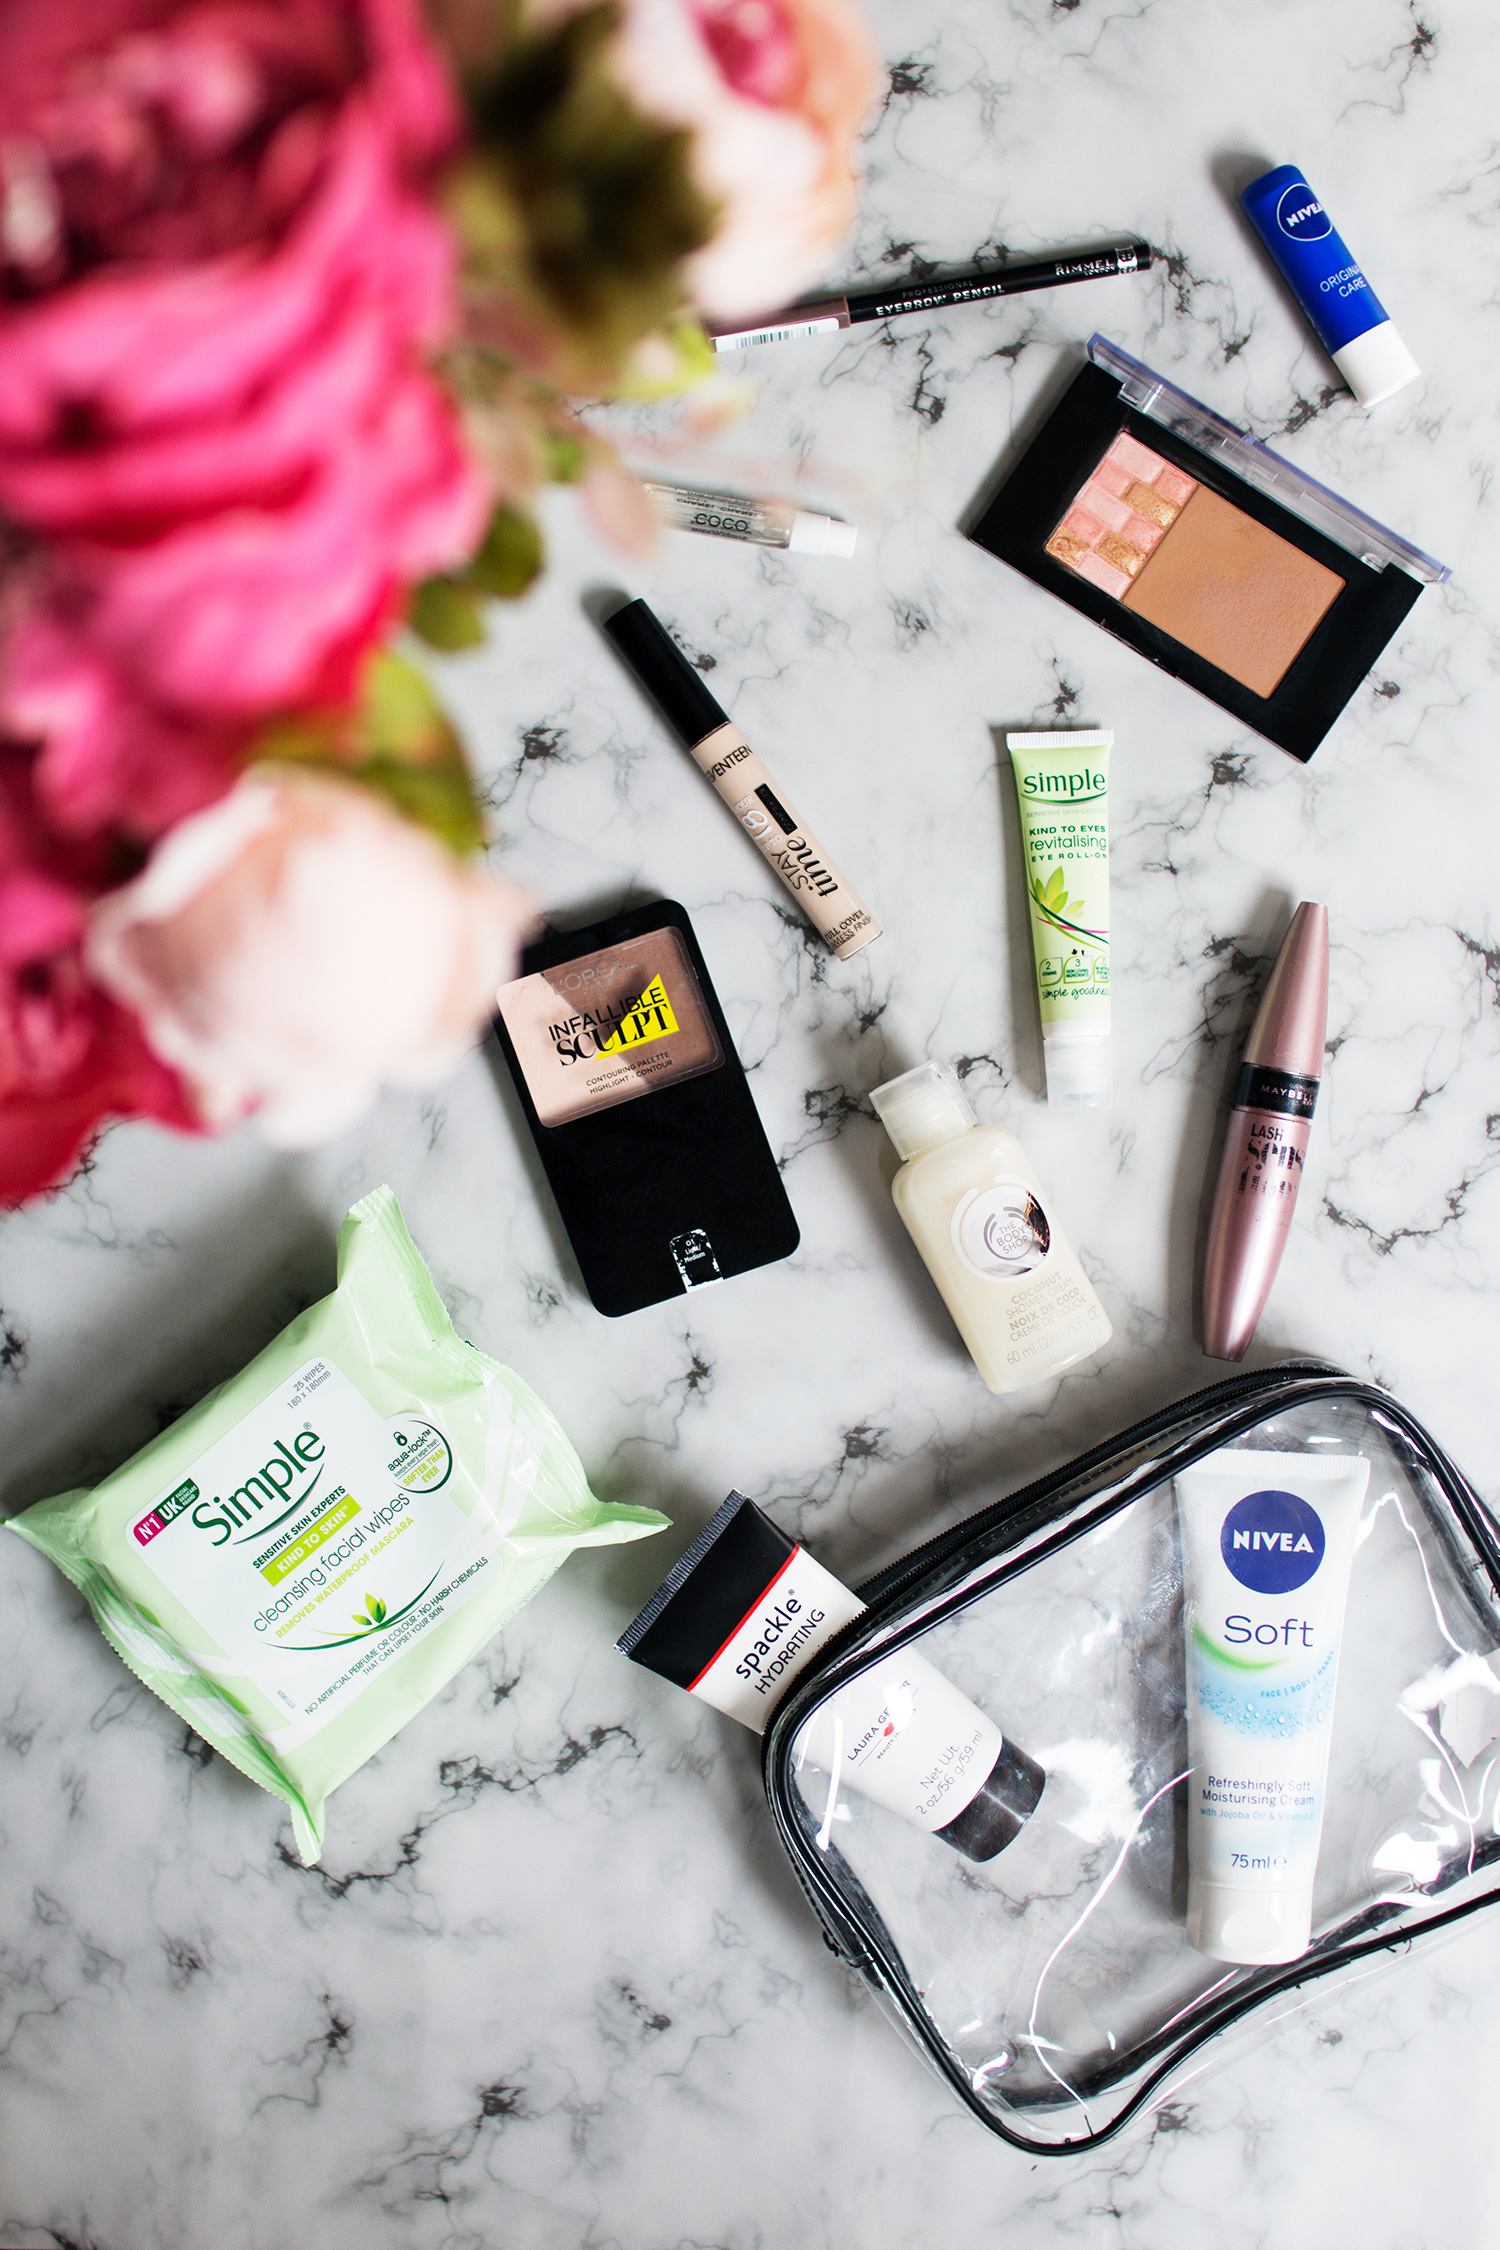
<box><xmin>619</xmin><ymin>1492</ymin><xmax>1044</xmax><ymax>1861</ymax></box>
<box><xmin>1177</xmin><ymin>1447</ymin><xmax>1370</xmax><ymax>1964</ymax></box>
<box><xmin>682</xmin><ymin>1547</ymin><xmax>1036</xmax><ymax>1857</ymax></box>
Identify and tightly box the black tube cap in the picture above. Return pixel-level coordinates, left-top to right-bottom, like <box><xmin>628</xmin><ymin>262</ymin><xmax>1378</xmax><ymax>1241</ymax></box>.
<box><xmin>601</xmin><ymin>597</ymin><xmax>730</xmax><ymax>749</ymax></box>
<box><xmin>936</xmin><ymin>1737</ymin><xmax>1046</xmax><ymax>1863</ymax></box>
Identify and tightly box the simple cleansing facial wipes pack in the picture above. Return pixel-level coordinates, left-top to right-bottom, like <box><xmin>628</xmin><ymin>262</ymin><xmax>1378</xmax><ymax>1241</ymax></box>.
<box><xmin>8</xmin><ymin>1186</ymin><xmax>667</xmax><ymax>1861</ymax></box>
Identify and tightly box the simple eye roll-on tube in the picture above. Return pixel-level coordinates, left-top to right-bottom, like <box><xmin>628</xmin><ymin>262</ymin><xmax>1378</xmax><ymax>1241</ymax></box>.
<box><xmin>1177</xmin><ymin>1447</ymin><xmax>1370</xmax><ymax>1964</ymax></box>
<box><xmin>1006</xmin><ymin>729</ymin><xmax>1113</xmax><ymax>1111</ymax></box>
<box><xmin>618</xmin><ymin>1492</ymin><xmax>1045</xmax><ymax>1861</ymax></box>
<box><xmin>600</xmin><ymin>596</ymin><xmax>880</xmax><ymax>962</ymax></box>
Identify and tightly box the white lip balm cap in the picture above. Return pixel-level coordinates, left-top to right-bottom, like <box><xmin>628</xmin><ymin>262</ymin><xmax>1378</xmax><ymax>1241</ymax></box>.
<box><xmin>1187</xmin><ymin>1879</ymin><xmax>1314</xmax><ymax>1965</ymax></box>
<box><xmin>788</xmin><ymin>508</ymin><xmax>858</xmax><ymax>558</ymax></box>
<box><xmin>1332</xmin><ymin>320</ymin><xmax>1421</xmax><ymax>408</ymax></box>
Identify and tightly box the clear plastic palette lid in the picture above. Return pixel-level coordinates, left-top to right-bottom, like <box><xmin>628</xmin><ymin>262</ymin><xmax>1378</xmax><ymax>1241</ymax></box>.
<box><xmin>1088</xmin><ymin>337</ymin><xmax>1450</xmax><ymax>583</ymax></box>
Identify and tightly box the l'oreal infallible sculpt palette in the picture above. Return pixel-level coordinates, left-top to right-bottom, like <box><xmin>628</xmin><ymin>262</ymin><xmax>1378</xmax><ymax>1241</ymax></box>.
<box><xmin>969</xmin><ymin>337</ymin><xmax>1448</xmax><ymax>761</ymax></box>
<box><xmin>492</xmin><ymin>899</ymin><xmax>799</xmax><ymax>1317</ymax></box>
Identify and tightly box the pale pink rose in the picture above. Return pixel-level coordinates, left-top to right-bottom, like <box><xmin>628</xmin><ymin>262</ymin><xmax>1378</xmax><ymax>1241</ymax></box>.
<box><xmin>86</xmin><ymin>769</ymin><xmax>534</xmax><ymax>1147</ymax></box>
<box><xmin>0</xmin><ymin>0</ymin><xmax>489</xmax><ymax>843</ymax></box>
<box><xmin>580</xmin><ymin>455</ymin><xmax>663</xmax><ymax>559</ymax></box>
<box><xmin>609</xmin><ymin>0</ymin><xmax>882</xmax><ymax>319</ymax></box>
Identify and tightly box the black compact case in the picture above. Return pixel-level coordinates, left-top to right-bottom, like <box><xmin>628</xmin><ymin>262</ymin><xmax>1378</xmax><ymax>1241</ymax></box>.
<box><xmin>969</xmin><ymin>336</ymin><xmax>1446</xmax><ymax>761</ymax></box>
<box><xmin>491</xmin><ymin>900</ymin><xmax>799</xmax><ymax>1317</ymax></box>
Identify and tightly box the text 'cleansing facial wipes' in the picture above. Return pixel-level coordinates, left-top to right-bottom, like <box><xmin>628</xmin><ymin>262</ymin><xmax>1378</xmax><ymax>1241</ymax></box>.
<box><xmin>8</xmin><ymin>1186</ymin><xmax>667</xmax><ymax>1861</ymax></box>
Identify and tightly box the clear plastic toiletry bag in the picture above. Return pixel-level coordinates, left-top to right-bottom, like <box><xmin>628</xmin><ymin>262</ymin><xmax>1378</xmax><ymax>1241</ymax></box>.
<box><xmin>762</xmin><ymin>1363</ymin><xmax>1500</xmax><ymax>2152</ymax></box>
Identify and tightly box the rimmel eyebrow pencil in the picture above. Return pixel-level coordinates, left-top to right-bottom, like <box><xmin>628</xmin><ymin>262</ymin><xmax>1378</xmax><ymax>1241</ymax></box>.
<box><xmin>707</xmin><ymin>240</ymin><xmax>1153</xmax><ymax>350</ymax></box>
<box><xmin>1201</xmin><ymin>903</ymin><xmax>1329</xmax><ymax>1361</ymax></box>
<box><xmin>601</xmin><ymin>597</ymin><xmax>880</xmax><ymax>961</ymax></box>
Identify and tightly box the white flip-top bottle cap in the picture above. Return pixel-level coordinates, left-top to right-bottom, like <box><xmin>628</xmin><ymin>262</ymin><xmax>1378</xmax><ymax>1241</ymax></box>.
<box><xmin>1187</xmin><ymin>1879</ymin><xmax>1314</xmax><ymax>1965</ymax></box>
<box><xmin>1042</xmin><ymin>1028</ymin><xmax>1111</xmax><ymax>1111</ymax></box>
<box><xmin>1332</xmin><ymin>320</ymin><xmax>1421</xmax><ymax>408</ymax></box>
<box><xmin>788</xmin><ymin>508</ymin><xmax>858</xmax><ymax>559</ymax></box>
<box><xmin>870</xmin><ymin>1060</ymin><xmax>976</xmax><ymax>1160</ymax></box>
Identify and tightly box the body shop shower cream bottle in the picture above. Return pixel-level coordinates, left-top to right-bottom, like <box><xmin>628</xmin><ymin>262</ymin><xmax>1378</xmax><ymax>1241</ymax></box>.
<box><xmin>871</xmin><ymin>1062</ymin><xmax>1111</xmax><ymax>1393</ymax></box>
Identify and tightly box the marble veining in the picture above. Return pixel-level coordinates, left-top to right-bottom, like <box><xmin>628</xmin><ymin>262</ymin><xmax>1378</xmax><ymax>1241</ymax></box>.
<box><xmin>4</xmin><ymin>0</ymin><xmax>1500</xmax><ymax>2242</ymax></box>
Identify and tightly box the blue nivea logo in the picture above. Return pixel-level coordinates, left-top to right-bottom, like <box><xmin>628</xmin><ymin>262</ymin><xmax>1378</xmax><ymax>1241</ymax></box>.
<box><xmin>1221</xmin><ymin>1490</ymin><xmax>1325</xmax><ymax>1593</ymax></box>
<box><xmin>1276</xmin><ymin>184</ymin><xmax>1332</xmax><ymax>243</ymax></box>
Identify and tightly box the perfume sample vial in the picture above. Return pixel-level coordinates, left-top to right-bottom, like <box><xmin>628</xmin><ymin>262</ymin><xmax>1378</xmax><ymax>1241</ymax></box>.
<box><xmin>643</xmin><ymin>482</ymin><xmax>857</xmax><ymax>558</ymax></box>
<box><xmin>871</xmin><ymin>1062</ymin><xmax>1111</xmax><ymax>1393</ymax></box>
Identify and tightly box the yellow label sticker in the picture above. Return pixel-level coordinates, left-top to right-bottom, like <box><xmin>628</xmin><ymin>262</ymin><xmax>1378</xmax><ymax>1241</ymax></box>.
<box><xmin>595</xmin><ymin>974</ymin><xmax>679</xmax><ymax>1054</ymax></box>
<box><xmin>260</xmin><ymin>1490</ymin><xmax>360</xmax><ymax>1585</ymax></box>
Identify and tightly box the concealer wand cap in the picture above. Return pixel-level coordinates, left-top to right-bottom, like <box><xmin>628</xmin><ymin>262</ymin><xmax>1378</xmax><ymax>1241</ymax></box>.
<box><xmin>602</xmin><ymin>597</ymin><xmax>727</xmax><ymax>750</ymax></box>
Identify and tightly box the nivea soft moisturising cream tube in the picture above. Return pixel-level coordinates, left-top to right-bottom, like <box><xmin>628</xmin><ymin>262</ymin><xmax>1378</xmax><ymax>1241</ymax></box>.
<box><xmin>1177</xmin><ymin>1446</ymin><xmax>1370</xmax><ymax>1964</ymax></box>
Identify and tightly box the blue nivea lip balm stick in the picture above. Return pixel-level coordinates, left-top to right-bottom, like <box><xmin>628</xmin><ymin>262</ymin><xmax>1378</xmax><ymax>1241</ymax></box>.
<box><xmin>1242</xmin><ymin>164</ymin><xmax>1420</xmax><ymax>408</ymax></box>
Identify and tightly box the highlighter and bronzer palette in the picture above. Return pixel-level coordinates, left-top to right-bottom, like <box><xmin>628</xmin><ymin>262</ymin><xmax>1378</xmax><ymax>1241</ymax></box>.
<box><xmin>493</xmin><ymin>900</ymin><xmax>799</xmax><ymax>1316</ymax></box>
<box><xmin>971</xmin><ymin>337</ymin><xmax>1448</xmax><ymax>759</ymax></box>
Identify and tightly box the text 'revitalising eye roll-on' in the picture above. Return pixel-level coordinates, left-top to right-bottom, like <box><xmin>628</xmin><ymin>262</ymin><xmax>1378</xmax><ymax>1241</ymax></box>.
<box><xmin>1241</xmin><ymin>165</ymin><xmax>1421</xmax><ymax>408</ymax></box>
<box><xmin>618</xmin><ymin>1491</ymin><xmax>1045</xmax><ymax>1861</ymax></box>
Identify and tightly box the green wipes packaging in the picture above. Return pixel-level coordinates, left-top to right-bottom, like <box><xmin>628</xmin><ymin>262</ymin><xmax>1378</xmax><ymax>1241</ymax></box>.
<box><xmin>8</xmin><ymin>1186</ymin><xmax>666</xmax><ymax>1862</ymax></box>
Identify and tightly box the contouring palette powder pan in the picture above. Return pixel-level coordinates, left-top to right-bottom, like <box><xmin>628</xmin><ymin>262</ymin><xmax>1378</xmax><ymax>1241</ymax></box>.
<box><xmin>970</xmin><ymin>337</ymin><xmax>1449</xmax><ymax>760</ymax></box>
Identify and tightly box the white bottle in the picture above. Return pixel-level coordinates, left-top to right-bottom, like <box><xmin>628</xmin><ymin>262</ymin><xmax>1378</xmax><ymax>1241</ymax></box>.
<box><xmin>871</xmin><ymin>1061</ymin><xmax>1112</xmax><ymax>1393</ymax></box>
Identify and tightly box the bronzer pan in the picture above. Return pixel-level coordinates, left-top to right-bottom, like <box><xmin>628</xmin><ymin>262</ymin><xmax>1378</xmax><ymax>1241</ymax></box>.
<box><xmin>970</xmin><ymin>337</ymin><xmax>1448</xmax><ymax>760</ymax></box>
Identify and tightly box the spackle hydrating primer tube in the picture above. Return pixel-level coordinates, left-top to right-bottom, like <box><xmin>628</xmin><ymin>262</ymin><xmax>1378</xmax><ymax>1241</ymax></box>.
<box><xmin>619</xmin><ymin>1492</ymin><xmax>1045</xmax><ymax>1861</ymax></box>
<box><xmin>1006</xmin><ymin>730</ymin><xmax>1112</xmax><ymax>1110</ymax></box>
<box><xmin>1177</xmin><ymin>1447</ymin><xmax>1370</xmax><ymax>1964</ymax></box>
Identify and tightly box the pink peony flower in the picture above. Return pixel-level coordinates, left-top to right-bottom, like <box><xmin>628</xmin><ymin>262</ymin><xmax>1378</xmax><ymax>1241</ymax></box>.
<box><xmin>0</xmin><ymin>0</ymin><xmax>490</xmax><ymax>844</ymax></box>
<box><xmin>86</xmin><ymin>768</ymin><xmax>535</xmax><ymax>1148</ymax></box>
<box><xmin>609</xmin><ymin>0</ymin><xmax>882</xmax><ymax>319</ymax></box>
<box><xmin>0</xmin><ymin>947</ymin><xmax>200</xmax><ymax>1205</ymax></box>
<box><xmin>0</xmin><ymin>744</ymin><xmax>201</xmax><ymax>1204</ymax></box>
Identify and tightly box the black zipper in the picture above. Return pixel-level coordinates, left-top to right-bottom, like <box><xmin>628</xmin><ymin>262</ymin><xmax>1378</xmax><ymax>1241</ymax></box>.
<box><xmin>853</xmin><ymin>1357</ymin><xmax>1344</xmax><ymax>1610</ymax></box>
<box><xmin>763</xmin><ymin>1361</ymin><xmax>1345</xmax><ymax>1747</ymax></box>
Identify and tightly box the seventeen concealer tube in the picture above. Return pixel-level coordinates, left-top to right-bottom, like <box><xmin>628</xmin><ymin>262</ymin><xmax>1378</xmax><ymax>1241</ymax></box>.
<box><xmin>601</xmin><ymin>597</ymin><xmax>880</xmax><ymax>962</ymax></box>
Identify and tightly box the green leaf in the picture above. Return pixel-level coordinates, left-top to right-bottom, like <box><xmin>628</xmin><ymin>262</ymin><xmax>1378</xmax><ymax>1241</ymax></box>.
<box><xmin>256</xmin><ymin>644</ymin><xmax>488</xmax><ymax>856</ymax></box>
<box><xmin>614</xmin><ymin>316</ymin><xmax>717</xmax><ymax>399</ymax></box>
<box><xmin>1043</xmin><ymin>866</ymin><xmax>1069</xmax><ymax>910</ymax></box>
<box><xmin>366</xmin><ymin>1593</ymin><xmax>382</xmax><ymax>1620</ymax></box>
<box><xmin>409</xmin><ymin>575</ymin><xmax>488</xmax><ymax>651</ymax></box>
<box><xmin>466</xmin><ymin>507</ymin><xmax>544</xmax><ymax>599</ymax></box>
<box><xmin>545</xmin><ymin>434</ymin><xmax>586</xmax><ymax>483</ymax></box>
<box><xmin>461</xmin><ymin>4</ymin><xmax>722</xmax><ymax>387</ymax></box>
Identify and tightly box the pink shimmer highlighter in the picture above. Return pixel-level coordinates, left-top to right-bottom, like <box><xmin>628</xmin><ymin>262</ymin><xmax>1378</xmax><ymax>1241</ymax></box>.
<box><xmin>1046</xmin><ymin>433</ymin><xmax>1199</xmax><ymax>597</ymax></box>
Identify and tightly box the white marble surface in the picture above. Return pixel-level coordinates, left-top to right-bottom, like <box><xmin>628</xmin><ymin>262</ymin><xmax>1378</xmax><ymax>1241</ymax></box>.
<box><xmin>5</xmin><ymin>0</ymin><xmax>1500</xmax><ymax>2241</ymax></box>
